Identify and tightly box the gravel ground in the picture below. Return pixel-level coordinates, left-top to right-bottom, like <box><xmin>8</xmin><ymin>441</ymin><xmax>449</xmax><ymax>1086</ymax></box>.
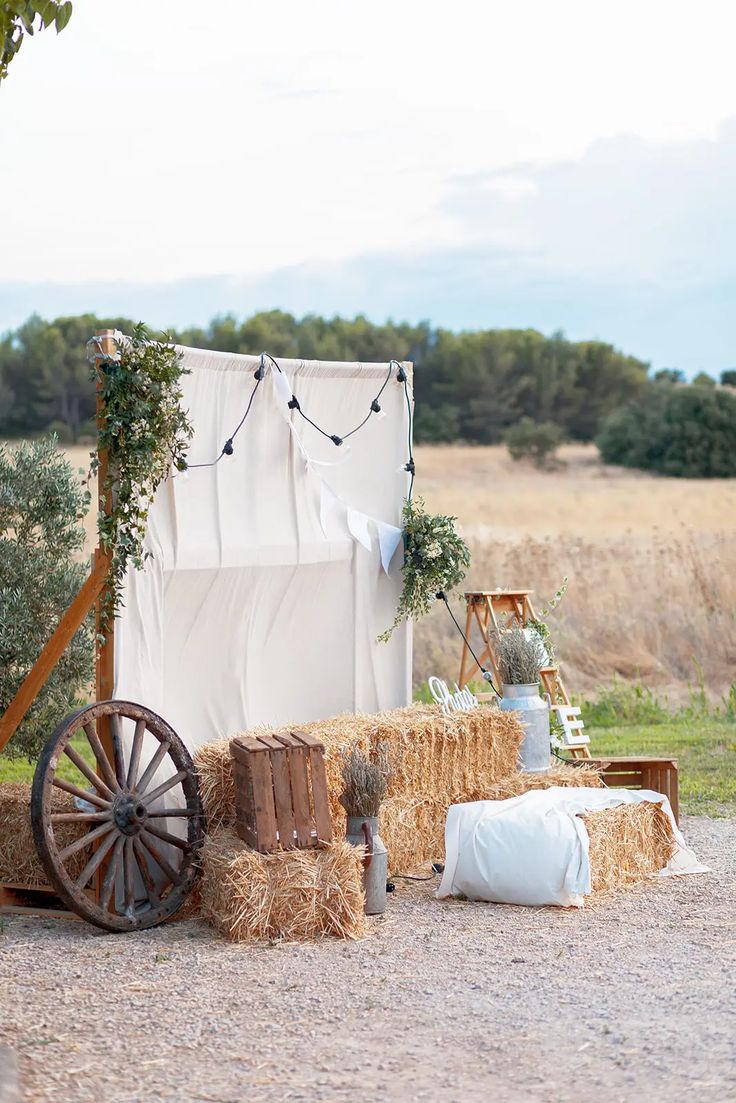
<box><xmin>1</xmin><ymin>816</ymin><xmax>735</xmax><ymax>1103</ymax></box>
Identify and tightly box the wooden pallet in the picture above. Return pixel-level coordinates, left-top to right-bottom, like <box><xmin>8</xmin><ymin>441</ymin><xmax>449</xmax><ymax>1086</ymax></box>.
<box><xmin>0</xmin><ymin>883</ymin><xmax>82</xmax><ymax>919</ymax></box>
<box><xmin>230</xmin><ymin>731</ymin><xmax>333</xmax><ymax>853</ymax></box>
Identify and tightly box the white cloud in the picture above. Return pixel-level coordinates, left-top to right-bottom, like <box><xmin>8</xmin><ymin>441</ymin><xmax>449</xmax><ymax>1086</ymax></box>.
<box><xmin>2</xmin><ymin>0</ymin><xmax>736</xmax><ymax>285</ymax></box>
<box><xmin>439</xmin><ymin>121</ymin><xmax>736</xmax><ymax>283</ymax></box>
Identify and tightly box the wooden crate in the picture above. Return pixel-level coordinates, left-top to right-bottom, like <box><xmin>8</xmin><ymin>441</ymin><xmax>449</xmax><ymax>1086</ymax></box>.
<box><xmin>589</xmin><ymin>756</ymin><xmax>680</xmax><ymax>824</ymax></box>
<box><xmin>229</xmin><ymin>731</ymin><xmax>333</xmax><ymax>853</ymax></box>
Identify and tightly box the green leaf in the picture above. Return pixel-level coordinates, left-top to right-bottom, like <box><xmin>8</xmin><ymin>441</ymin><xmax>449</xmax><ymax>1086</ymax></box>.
<box><xmin>55</xmin><ymin>1</ymin><xmax>71</xmax><ymax>32</ymax></box>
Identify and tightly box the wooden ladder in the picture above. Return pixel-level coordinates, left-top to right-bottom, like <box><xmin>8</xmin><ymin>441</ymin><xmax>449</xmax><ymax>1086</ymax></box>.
<box><xmin>457</xmin><ymin>589</ymin><xmax>588</xmax><ymax>759</ymax></box>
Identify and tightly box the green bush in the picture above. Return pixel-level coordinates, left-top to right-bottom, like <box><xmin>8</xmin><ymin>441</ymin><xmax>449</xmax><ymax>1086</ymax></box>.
<box><xmin>0</xmin><ymin>438</ymin><xmax>94</xmax><ymax>760</ymax></box>
<box><xmin>597</xmin><ymin>382</ymin><xmax>736</xmax><ymax>477</ymax></box>
<box><xmin>504</xmin><ymin>417</ymin><xmax>564</xmax><ymax>468</ymax></box>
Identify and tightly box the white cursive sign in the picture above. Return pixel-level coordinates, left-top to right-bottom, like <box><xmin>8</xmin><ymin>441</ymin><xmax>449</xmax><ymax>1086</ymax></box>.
<box><xmin>427</xmin><ymin>676</ymin><xmax>479</xmax><ymax>716</ymax></box>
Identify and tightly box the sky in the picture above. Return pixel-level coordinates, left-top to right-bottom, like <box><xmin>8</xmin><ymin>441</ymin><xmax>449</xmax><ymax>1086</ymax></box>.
<box><xmin>2</xmin><ymin>0</ymin><xmax>736</xmax><ymax>373</ymax></box>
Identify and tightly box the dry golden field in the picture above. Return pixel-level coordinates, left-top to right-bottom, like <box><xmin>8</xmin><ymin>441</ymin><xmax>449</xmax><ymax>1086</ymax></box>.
<box><xmin>62</xmin><ymin>442</ymin><xmax>736</xmax><ymax>703</ymax></box>
<box><xmin>415</xmin><ymin>444</ymin><xmax>736</xmax><ymax>702</ymax></box>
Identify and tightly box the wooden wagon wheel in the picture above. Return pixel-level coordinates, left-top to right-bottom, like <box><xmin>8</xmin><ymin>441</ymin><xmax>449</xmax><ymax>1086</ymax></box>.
<box><xmin>31</xmin><ymin>700</ymin><xmax>205</xmax><ymax>932</ymax></box>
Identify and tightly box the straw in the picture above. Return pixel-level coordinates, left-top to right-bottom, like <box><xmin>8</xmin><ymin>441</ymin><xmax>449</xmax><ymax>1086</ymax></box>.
<box><xmin>0</xmin><ymin>782</ymin><xmax>88</xmax><ymax>885</ymax></box>
<box><xmin>583</xmin><ymin>800</ymin><xmax>676</xmax><ymax>895</ymax></box>
<box><xmin>194</xmin><ymin>704</ymin><xmax>524</xmax><ymax>835</ymax></box>
<box><xmin>477</xmin><ymin>762</ymin><xmax>604</xmax><ymax>802</ymax></box>
<box><xmin>199</xmin><ymin>829</ymin><xmax>368</xmax><ymax>942</ymax></box>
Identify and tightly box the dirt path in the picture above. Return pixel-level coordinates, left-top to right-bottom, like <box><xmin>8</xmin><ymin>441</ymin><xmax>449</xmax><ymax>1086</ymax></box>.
<box><xmin>1</xmin><ymin>816</ymin><xmax>734</xmax><ymax>1103</ymax></box>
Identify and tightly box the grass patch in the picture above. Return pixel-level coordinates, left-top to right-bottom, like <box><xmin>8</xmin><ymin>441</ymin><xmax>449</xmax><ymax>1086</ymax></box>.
<box><xmin>0</xmin><ymin>733</ymin><xmax>94</xmax><ymax>786</ymax></box>
<box><xmin>587</xmin><ymin>718</ymin><xmax>736</xmax><ymax>818</ymax></box>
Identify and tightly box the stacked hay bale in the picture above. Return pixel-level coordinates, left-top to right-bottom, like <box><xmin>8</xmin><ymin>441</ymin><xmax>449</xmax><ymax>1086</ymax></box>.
<box><xmin>0</xmin><ymin>782</ymin><xmax>87</xmax><ymax>885</ymax></box>
<box><xmin>200</xmin><ymin>831</ymin><xmax>367</xmax><ymax>942</ymax></box>
<box><xmin>583</xmin><ymin>801</ymin><xmax>676</xmax><ymax>894</ymax></box>
<box><xmin>195</xmin><ymin>704</ymin><xmax>526</xmax><ymax>875</ymax></box>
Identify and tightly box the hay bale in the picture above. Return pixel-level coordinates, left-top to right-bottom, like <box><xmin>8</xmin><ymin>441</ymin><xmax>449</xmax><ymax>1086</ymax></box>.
<box><xmin>380</xmin><ymin>796</ymin><xmax>447</xmax><ymax>873</ymax></box>
<box><xmin>200</xmin><ymin>829</ymin><xmax>368</xmax><ymax>942</ymax></box>
<box><xmin>478</xmin><ymin>762</ymin><xmax>604</xmax><ymax>802</ymax></box>
<box><xmin>194</xmin><ymin>704</ymin><xmax>524</xmax><ymax>834</ymax></box>
<box><xmin>583</xmin><ymin>800</ymin><xmax>676</xmax><ymax>894</ymax></box>
<box><xmin>0</xmin><ymin>782</ymin><xmax>87</xmax><ymax>886</ymax></box>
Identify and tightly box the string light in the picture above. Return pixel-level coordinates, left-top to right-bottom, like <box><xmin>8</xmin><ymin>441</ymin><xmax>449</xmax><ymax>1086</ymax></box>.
<box><xmin>435</xmin><ymin>590</ymin><xmax>501</xmax><ymax>698</ymax></box>
<box><xmin>183</xmin><ymin>352</ymin><xmax>415</xmax><ymax>487</ymax></box>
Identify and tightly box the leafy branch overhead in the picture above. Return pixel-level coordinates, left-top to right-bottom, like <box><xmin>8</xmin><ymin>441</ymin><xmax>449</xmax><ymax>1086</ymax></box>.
<box><xmin>91</xmin><ymin>324</ymin><xmax>192</xmax><ymax>629</ymax></box>
<box><xmin>0</xmin><ymin>2</ymin><xmax>72</xmax><ymax>83</ymax></box>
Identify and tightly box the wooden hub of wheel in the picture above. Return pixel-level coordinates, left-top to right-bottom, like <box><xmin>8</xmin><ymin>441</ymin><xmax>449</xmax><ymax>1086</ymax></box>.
<box><xmin>31</xmin><ymin>700</ymin><xmax>206</xmax><ymax>932</ymax></box>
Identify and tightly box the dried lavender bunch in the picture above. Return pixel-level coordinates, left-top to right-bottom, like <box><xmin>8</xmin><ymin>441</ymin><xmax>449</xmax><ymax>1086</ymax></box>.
<box><xmin>497</xmin><ymin>627</ymin><xmax>547</xmax><ymax>686</ymax></box>
<box><xmin>339</xmin><ymin>742</ymin><xmax>392</xmax><ymax>817</ymax></box>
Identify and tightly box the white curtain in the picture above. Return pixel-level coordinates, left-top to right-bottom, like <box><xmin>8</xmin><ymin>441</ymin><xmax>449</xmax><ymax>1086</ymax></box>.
<box><xmin>113</xmin><ymin>347</ymin><xmax>413</xmax><ymax>753</ymax></box>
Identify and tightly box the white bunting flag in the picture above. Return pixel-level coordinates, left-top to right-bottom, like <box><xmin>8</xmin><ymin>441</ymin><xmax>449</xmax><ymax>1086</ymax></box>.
<box><xmin>376</xmin><ymin>520</ymin><xmax>404</xmax><ymax>574</ymax></box>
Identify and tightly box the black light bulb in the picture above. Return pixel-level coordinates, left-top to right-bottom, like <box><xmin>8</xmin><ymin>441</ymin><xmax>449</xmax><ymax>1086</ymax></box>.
<box><xmin>371</xmin><ymin>399</ymin><xmax>382</xmax><ymax>413</ymax></box>
<box><xmin>288</xmin><ymin>395</ymin><xmax>300</xmax><ymax>410</ymax></box>
<box><xmin>222</xmin><ymin>439</ymin><xmax>234</xmax><ymax>456</ymax></box>
<box><xmin>331</xmin><ymin>435</ymin><xmax>343</xmax><ymax>447</ymax></box>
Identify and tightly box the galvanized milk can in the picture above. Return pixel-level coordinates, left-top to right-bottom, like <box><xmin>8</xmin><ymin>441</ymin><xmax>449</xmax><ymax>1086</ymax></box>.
<box><xmin>346</xmin><ymin>815</ymin><xmax>388</xmax><ymax>915</ymax></box>
<box><xmin>499</xmin><ymin>684</ymin><xmax>551</xmax><ymax>773</ymax></box>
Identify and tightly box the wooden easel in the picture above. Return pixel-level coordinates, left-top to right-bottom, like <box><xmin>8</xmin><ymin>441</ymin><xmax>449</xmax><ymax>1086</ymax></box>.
<box><xmin>458</xmin><ymin>588</ymin><xmax>572</xmax><ymax>710</ymax></box>
<box><xmin>0</xmin><ymin>330</ymin><xmax>117</xmax><ymax>914</ymax></box>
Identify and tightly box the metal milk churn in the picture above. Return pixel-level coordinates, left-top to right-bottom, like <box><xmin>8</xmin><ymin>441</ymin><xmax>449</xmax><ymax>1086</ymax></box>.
<box><xmin>346</xmin><ymin>815</ymin><xmax>388</xmax><ymax>915</ymax></box>
<box><xmin>499</xmin><ymin>684</ymin><xmax>552</xmax><ymax>773</ymax></box>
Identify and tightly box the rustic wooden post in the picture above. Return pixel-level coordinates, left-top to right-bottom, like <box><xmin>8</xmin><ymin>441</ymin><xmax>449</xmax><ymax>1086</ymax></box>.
<box><xmin>93</xmin><ymin>330</ymin><xmax>117</xmax><ymax>755</ymax></box>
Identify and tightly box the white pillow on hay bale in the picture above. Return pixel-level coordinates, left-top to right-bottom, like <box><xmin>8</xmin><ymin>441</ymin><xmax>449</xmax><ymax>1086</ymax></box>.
<box><xmin>438</xmin><ymin>787</ymin><xmax>708</xmax><ymax>908</ymax></box>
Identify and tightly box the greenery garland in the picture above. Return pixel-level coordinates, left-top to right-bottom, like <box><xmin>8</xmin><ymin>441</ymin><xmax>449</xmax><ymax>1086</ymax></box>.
<box><xmin>90</xmin><ymin>324</ymin><xmax>192</xmax><ymax>628</ymax></box>
<box><xmin>379</xmin><ymin>496</ymin><xmax>470</xmax><ymax>642</ymax></box>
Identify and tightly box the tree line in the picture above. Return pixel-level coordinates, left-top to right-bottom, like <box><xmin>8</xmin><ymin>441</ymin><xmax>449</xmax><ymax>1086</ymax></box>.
<box><xmin>0</xmin><ymin>310</ymin><xmax>658</xmax><ymax>444</ymax></box>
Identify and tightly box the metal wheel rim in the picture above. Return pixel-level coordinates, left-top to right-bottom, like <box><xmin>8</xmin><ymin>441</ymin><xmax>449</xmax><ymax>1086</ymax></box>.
<box><xmin>31</xmin><ymin>700</ymin><xmax>205</xmax><ymax>933</ymax></box>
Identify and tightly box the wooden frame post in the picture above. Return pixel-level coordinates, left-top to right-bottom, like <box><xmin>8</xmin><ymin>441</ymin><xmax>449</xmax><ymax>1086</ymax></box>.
<box><xmin>93</xmin><ymin>330</ymin><xmax>117</xmax><ymax>729</ymax></box>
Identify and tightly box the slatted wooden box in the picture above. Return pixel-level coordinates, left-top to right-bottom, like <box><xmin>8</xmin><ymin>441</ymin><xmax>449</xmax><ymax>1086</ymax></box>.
<box><xmin>229</xmin><ymin>731</ymin><xmax>333</xmax><ymax>853</ymax></box>
<box><xmin>590</xmin><ymin>757</ymin><xmax>680</xmax><ymax>823</ymax></box>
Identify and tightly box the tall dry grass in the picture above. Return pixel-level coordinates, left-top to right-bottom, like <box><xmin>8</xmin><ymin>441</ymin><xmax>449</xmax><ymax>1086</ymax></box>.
<box><xmin>414</xmin><ymin>444</ymin><xmax>736</xmax><ymax>702</ymax></box>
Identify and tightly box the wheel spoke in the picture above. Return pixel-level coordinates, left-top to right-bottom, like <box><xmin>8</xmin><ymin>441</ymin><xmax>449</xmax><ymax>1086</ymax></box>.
<box><xmin>141</xmin><ymin>770</ymin><xmax>188</xmax><ymax>807</ymax></box>
<box><xmin>139</xmin><ymin>831</ymin><xmax>183</xmax><ymax>886</ymax></box>
<box><xmin>100</xmin><ymin>835</ymin><xmax>125</xmax><ymax>911</ymax></box>
<box><xmin>126</xmin><ymin>719</ymin><xmax>146</xmax><ymax>790</ymax></box>
<box><xmin>144</xmin><ymin>822</ymin><xmax>192</xmax><ymax>852</ymax></box>
<box><xmin>74</xmin><ymin>829</ymin><xmax>118</xmax><ymax>890</ymax></box>
<box><xmin>110</xmin><ymin>713</ymin><xmax>126</xmax><ymax>788</ymax></box>
<box><xmin>63</xmin><ymin>744</ymin><xmax>115</xmax><ymax>801</ymax></box>
<box><xmin>123</xmin><ymin>838</ymin><xmax>136</xmax><ymax>915</ymax></box>
<box><xmin>133</xmin><ymin>838</ymin><xmax>162</xmax><ymax>905</ymax></box>
<box><xmin>58</xmin><ymin>820</ymin><xmax>115</xmax><ymax>863</ymax></box>
<box><xmin>134</xmin><ymin>741</ymin><xmax>171</xmax><ymax>796</ymax></box>
<box><xmin>146</xmin><ymin>807</ymin><xmax>196</xmax><ymax>818</ymax></box>
<box><xmin>82</xmin><ymin>722</ymin><xmax>120</xmax><ymax>794</ymax></box>
<box><xmin>51</xmin><ymin>811</ymin><xmax>112</xmax><ymax>824</ymax></box>
<box><xmin>52</xmin><ymin>777</ymin><xmax>111</xmax><ymax>810</ymax></box>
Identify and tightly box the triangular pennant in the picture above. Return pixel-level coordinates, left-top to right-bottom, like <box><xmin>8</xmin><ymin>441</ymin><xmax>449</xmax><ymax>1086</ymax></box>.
<box><xmin>319</xmin><ymin>480</ymin><xmax>344</xmax><ymax>537</ymax></box>
<box><xmin>347</xmin><ymin>508</ymin><xmax>372</xmax><ymax>551</ymax></box>
<box><xmin>376</xmin><ymin>520</ymin><xmax>404</xmax><ymax>574</ymax></box>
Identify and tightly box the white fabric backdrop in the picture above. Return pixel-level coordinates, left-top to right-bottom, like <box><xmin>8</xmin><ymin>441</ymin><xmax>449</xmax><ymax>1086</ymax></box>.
<box><xmin>113</xmin><ymin>347</ymin><xmax>413</xmax><ymax>753</ymax></box>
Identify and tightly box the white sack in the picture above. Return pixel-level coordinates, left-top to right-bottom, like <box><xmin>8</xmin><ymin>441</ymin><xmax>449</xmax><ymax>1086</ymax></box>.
<box><xmin>437</xmin><ymin>786</ymin><xmax>708</xmax><ymax>908</ymax></box>
<box><xmin>113</xmin><ymin>348</ymin><xmax>413</xmax><ymax>753</ymax></box>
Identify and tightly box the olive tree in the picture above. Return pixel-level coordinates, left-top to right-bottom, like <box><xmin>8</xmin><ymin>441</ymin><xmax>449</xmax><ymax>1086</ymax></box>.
<box><xmin>0</xmin><ymin>437</ymin><xmax>93</xmax><ymax>760</ymax></box>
